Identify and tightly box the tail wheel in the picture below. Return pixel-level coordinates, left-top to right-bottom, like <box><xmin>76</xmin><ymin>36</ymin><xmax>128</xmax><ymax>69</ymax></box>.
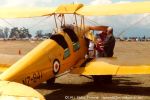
<box><xmin>53</xmin><ymin>59</ymin><xmax>60</xmax><ymax>75</ymax></box>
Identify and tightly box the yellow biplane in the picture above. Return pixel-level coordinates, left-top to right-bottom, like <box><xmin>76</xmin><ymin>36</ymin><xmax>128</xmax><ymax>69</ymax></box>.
<box><xmin>0</xmin><ymin>1</ymin><xmax>150</xmax><ymax>100</ymax></box>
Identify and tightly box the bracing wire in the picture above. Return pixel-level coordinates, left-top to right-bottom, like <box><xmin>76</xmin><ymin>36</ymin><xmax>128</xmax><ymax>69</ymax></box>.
<box><xmin>84</xmin><ymin>17</ymin><xmax>101</xmax><ymax>26</ymax></box>
<box><xmin>117</xmin><ymin>14</ymin><xmax>150</xmax><ymax>37</ymax></box>
<box><xmin>0</xmin><ymin>16</ymin><xmax>51</xmax><ymax>30</ymax></box>
<box><xmin>85</xmin><ymin>15</ymin><xmax>150</xmax><ymax>38</ymax></box>
<box><xmin>28</xmin><ymin>16</ymin><xmax>51</xmax><ymax>30</ymax></box>
<box><xmin>0</xmin><ymin>18</ymin><xmax>15</xmax><ymax>28</ymax></box>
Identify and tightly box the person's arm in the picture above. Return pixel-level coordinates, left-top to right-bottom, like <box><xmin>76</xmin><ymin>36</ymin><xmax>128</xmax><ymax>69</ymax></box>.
<box><xmin>89</xmin><ymin>26</ymin><xmax>109</xmax><ymax>31</ymax></box>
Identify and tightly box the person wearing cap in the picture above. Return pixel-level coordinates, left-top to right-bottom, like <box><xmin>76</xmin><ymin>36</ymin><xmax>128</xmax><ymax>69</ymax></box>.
<box><xmin>103</xmin><ymin>27</ymin><xmax>116</xmax><ymax>57</ymax></box>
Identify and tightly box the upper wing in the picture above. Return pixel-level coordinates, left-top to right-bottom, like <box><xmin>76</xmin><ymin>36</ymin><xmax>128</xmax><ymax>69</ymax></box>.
<box><xmin>71</xmin><ymin>58</ymin><xmax>150</xmax><ymax>75</ymax></box>
<box><xmin>55</xmin><ymin>4</ymin><xmax>83</xmax><ymax>14</ymax></box>
<box><xmin>0</xmin><ymin>1</ymin><xmax>150</xmax><ymax>18</ymax></box>
<box><xmin>0</xmin><ymin>4</ymin><xmax>82</xmax><ymax>18</ymax></box>
<box><xmin>77</xmin><ymin>1</ymin><xmax>150</xmax><ymax>16</ymax></box>
<box><xmin>0</xmin><ymin>7</ymin><xmax>56</xmax><ymax>18</ymax></box>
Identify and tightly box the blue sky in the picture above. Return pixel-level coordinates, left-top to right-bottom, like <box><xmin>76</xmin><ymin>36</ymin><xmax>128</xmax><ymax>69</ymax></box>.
<box><xmin>0</xmin><ymin>0</ymin><xmax>150</xmax><ymax>37</ymax></box>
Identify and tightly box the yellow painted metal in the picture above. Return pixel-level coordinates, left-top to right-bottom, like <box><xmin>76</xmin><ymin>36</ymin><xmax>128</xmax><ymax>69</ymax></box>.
<box><xmin>0</xmin><ymin>4</ymin><xmax>83</xmax><ymax>18</ymax></box>
<box><xmin>0</xmin><ymin>7</ymin><xmax>56</xmax><ymax>18</ymax></box>
<box><xmin>55</xmin><ymin>4</ymin><xmax>83</xmax><ymax>14</ymax></box>
<box><xmin>117</xmin><ymin>66</ymin><xmax>150</xmax><ymax>75</ymax></box>
<box><xmin>71</xmin><ymin>58</ymin><xmax>150</xmax><ymax>75</ymax></box>
<box><xmin>71</xmin><ymin>60</ymin><xmax>119</xmax><ymax>75</ymax></box>
<box><xmin>57</xmin><ymin>26</ymin><xmax>89</xmax><ymax>73</ymax></box>
<box><xmin>0</xmin><ymin>1</ymin><xmax>150</xmax><ymax>18</ymax></box>
<box><xmin>0</xmin><ymin>64</ymin><xmax>10</xmax><ymax>72</ymax></box>
<box><xmin>77</xmin><ymin>1</ymin><xmax>150</xmax><ymax>16</ymax></box>
<box><xmin>0</xmin><ymin>81</ymin><xmax>45</xmax><ymax>100</ymax></box>
<box><xmin>84</xmin><ymin>31</ymin><xmax>95</xmax><ymax>41</ymax></box>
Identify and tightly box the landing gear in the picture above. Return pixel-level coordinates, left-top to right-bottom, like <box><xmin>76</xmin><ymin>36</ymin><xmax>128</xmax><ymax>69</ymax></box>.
<box><xmin>46</xmin><ymin>77</ymin><xmax>56</xmax><ymax>85</ymax></box>
<box><xmin>92</xmin><ymin>75</ymin><xmax>112</xmax><ymax>84</ymax></box>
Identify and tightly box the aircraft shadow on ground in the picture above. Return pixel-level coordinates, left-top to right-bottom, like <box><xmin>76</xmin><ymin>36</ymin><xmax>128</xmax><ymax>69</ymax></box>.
<box><xmin>36</xmin><ymin>77</ymin><xmax>150</xmax><ymax>100</ymax></box>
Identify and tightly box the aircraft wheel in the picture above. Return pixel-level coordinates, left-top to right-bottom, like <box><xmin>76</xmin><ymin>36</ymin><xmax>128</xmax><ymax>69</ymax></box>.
<box><xmin>92</xmin><ymin>75</ymin><xmax>112</xmax><ymax>84</ymax></box>
<box><xmin>46</xmin><ymin>77</ymin><xmax>56</xmax><ymax>85</ymax></box>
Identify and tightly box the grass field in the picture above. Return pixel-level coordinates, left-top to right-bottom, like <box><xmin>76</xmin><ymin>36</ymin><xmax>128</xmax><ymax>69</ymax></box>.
<box><xmin>0</xmin><ymin>40</ymin><xmax>150</xmax><ymax>100</ymax></box>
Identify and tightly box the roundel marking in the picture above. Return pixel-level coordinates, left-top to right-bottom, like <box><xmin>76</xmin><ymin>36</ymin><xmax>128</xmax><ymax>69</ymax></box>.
<box><xmin>53</xmin><ymin>60</ymin><xmax>60</xmax><ymax>74</ymax></box>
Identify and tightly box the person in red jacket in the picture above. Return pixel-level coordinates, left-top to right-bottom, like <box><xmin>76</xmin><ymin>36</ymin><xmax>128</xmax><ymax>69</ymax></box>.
<box><xmin>100</xmin><ymin>31</ymin><xmax>107</xmax><ymax>41</ymax></box>
<box><xmin>95</xmin><ymin>31</ymin><xmax>107</xmax><ymax>57</ymax></box>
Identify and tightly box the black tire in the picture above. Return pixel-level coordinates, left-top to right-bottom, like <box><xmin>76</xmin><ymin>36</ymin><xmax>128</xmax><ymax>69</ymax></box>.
<box><xmin>46</xmin><ymin>77</ymin><xmax>56</xmax><ymax>85</ymax></box>
<box><xmin>92</xmin><ymin>75</ymin><xmax>112</xmax><ymax>84</ymax></box>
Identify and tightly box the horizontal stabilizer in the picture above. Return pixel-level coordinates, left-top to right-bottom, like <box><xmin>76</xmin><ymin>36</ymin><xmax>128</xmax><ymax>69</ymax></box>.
<box><xmin>0</xmin><ymin>64</ymin><xmax>10</xmax><ymax>73</ymax></box>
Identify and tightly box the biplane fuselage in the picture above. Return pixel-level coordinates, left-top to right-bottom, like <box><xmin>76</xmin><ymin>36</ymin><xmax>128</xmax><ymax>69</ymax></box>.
<box><xmin>0</xmin><ymin>25</ymin><xmax>90</xmax><ymax>87</ymax></box>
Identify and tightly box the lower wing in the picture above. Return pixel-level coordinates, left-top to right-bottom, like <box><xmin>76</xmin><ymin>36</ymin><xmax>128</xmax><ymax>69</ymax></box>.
<box><xmin>71</xmin><ymin>58</ymin><xmax>150</xmax><ymax>75</ymax></box>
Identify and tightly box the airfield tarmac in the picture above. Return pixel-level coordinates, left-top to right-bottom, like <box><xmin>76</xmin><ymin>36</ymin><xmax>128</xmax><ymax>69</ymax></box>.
<box><xmin>0</xmin><ymin>40</ymin><xmax>150</xmax><ymax>100</ymax></box>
